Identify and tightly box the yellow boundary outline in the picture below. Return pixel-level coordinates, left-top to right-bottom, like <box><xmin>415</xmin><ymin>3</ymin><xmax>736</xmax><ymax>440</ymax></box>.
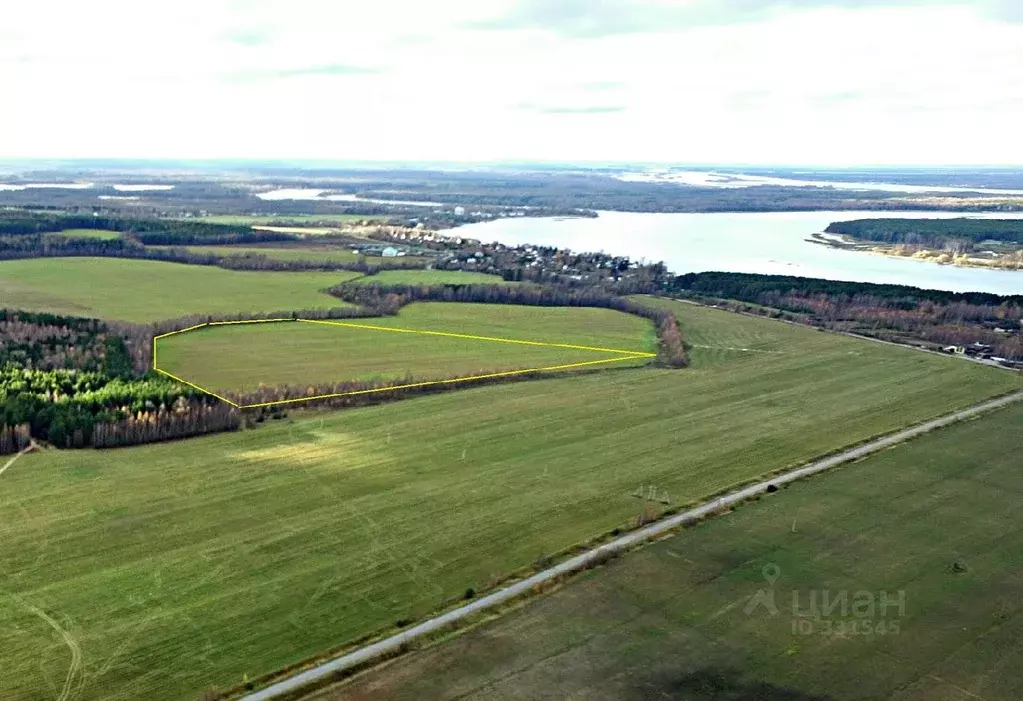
<box><xmin>153</xmin><ymin>318</ymin><xmax>656</xmax><ymax>409</ymax></box>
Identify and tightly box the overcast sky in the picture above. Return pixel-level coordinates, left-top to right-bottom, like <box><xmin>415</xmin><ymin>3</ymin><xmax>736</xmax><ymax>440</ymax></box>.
<box><xmin>2</xmin><ymin>0</ymin><xmax>1022</xmax><ymax>165</ymax></box>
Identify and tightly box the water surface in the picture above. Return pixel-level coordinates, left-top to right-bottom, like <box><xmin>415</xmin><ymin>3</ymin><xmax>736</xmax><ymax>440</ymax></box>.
<box><xmin>456</xmin><ymin>211</ymin><xmax>1023</xmax><ymax>295</ymax></box>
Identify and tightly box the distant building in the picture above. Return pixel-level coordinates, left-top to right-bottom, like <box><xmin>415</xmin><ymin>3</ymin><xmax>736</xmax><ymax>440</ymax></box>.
<box><xmin>381</xmin><ymin>246</ymin><xmax>400</xmax><ymax>257</ymax></box>
<box><xmin>454</xmin><ymin>206</ymin><xmax>466</xmax><ymax>217</ymax></box>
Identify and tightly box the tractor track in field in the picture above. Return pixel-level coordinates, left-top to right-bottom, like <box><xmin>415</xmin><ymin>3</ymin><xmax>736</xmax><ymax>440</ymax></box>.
<box><xmin>239</xmin><ymin>389</ymin><xmax>1023</xmax><ymax>701</ymax></box>
<box><xmin>0</xmin><ymin>441</ymin><xmax>36</xmax><ymax>479</ymax></box>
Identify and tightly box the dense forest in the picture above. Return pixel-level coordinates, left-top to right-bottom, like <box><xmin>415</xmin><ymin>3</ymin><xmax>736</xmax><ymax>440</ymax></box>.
<box><xmin>825</xmin><ymin>219</ymin><xmax>1023</xmax><ymax>250</ymax></box>
<box><xmin>0</xmin><ymin>310</ymin><xmax>134</xmax><ymax>374</ymax></box>
<box><xmin>0</xmin><ymin>212</ymin><xmax>295</xmax><ymax>244</ymax></box>
<box><xmin>0</xmin><ymin>311</ymin><xmax>240</xmax><ymax>452</ymax></box>
<box><xmin>669</xmin><ymin>272</ymin><xmax>1023</xmax><ymax>360</ymax></box>
<box><xmin>0</xmin><ymin>366</ymin><xmax>238</xmax><ymax>451</ymax></box>
<box><xmin>670</xmin><ymin>272</ymin><xmax>1023</xmax><ymax>307</ymax></box>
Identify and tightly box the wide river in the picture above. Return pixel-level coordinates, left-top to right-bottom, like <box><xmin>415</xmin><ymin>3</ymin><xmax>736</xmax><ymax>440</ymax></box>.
<box><xmin>455</xmin><ymin>210</ymin><xmax>1023</xmax><ymax>295</ymax></box>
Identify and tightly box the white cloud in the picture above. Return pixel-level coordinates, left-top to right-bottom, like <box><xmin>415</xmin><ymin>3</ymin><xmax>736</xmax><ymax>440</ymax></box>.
<box><xmin>1</xmin><ymin>0</ymin><xmax>1021</xmax><ymax>164</ymax></box>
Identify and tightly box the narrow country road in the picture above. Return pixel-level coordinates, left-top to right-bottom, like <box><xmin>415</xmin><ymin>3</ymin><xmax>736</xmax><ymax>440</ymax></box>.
<box><xmin>240</xmin><ymin>389</ymin><xmax>1023</xmax><ymax>701</ymax></box>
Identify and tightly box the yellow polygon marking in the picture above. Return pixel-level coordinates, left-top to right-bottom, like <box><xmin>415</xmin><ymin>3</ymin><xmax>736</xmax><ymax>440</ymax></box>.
<box><xmin>296</xmin><ymin>318</ymin><xmax>651</xmax><ymax>355</ymax></box>
<box><xmin>153</xmin><ymin>318</ymin><xmax>656</xmax><ymax>409</ymax></box>
<box><xmin>153</xmin><ymin>368</ymin><xmax>242</xmax><ymax>408</ymax></box>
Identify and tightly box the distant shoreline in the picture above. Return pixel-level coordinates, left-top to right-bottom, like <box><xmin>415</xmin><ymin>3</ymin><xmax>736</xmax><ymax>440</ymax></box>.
<box><xmin>806</xmin><ymin>232</ymin><xmax>1023</xmax><ymax>272</ymax></box>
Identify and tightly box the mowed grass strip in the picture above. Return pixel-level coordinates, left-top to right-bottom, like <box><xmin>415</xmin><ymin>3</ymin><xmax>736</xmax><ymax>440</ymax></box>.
<box><xmin>155</xmin><ymin>304</ymin><xmax>656</xmax><ymax>393</ymax></box>
<box><xmin>0</xmin><ymin>258</ymin><xmax>359</xmax><ymax>322</ymax></box>
<box><xmin>0</xmin><ymin>303</ymin><xmax>1018</xmax><ymax>700</ymax></box>
<box><xmin>322</xmin><ymin>400</ymin><xmax>1023</xmax><ymax>701</ymax></box>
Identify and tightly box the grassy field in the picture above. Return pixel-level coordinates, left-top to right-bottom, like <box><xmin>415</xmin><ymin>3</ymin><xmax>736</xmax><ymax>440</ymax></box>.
<box><xmin>147</xmin><ymin>245</ymin><xmax>433</xmax><ymax>268</ymax></box>
<box><xmin>0</xmin><ymin>258</ymin><xmax>358</xmax><ymax>322</ymax></box>
<box><xmin>156</xmin><ymin>303</ymin><xmax>656</xmax><ymax>393</ymax></box>
<box><xmin>323</xmin><ymin>399</ymin><xmax>1023</xmax><ymax>701</ymax></box>
<box><xmin>354</xmin><ymin>269</ymin><xmax>511</xmax><ymax>285</ymax></box>
<box><xmin>47</xmin><ymin>228</ymin><xmax>122</xmax><ymax>240</ymax></box>
<box><xmin>0</xmin><ymin>301</ymin><xmax>1018</xmax><ymax>700</ymax></box>
<box><xmin>149</xmin><ymin>245</ymin><xmax>362</xmax><ymax>264</ymax></box>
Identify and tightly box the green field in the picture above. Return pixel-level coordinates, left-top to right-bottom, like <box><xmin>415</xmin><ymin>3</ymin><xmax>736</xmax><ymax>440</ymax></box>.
<box><xmin>47</xmin><ymin>228</ymin><xmax>122</xmax><ymax>240</ymax></box>
<box><xmin>0</xmin><ymin>258</ymin><xmax>358</xmax><ymax>322</ymax></box>
<box><xmin>147</xmin><ymin>245</ymin><xmax>433</xmax><ymax>268</ymax></box>
<box><xmin>0</xmin><ymin>301</ymin><xmax>1018</xmax><ymax>700</ymax></box>
<box><xmin>156</xmin><ymin>303</ymin><xmax>656</xmax><ymax>393</ymax></box>
<box><xmin>325</xmin><ymin>399</ymin><xmax>1023</xmax><ymax>701</ymax></box>
<box><xmin>353</xmin><ymin>269</ymin><xmax>510</xmax><ymax>285</ymax></box>
<box><xmin>149</xmin><ymin>245</ymin><xmax>362</xmax><ymax>264</ymax></box>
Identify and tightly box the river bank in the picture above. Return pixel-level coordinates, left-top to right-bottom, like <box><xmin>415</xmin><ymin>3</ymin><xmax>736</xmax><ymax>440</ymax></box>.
<box><xmin>806</xmin><ymin>233</ymin><xmax>1023</xmax><ymax>271</ymax></box>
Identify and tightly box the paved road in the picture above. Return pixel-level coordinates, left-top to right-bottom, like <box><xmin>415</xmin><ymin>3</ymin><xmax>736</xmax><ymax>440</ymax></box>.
<box><xmin>240</xmin><ymin>389</ymin><xmax>1023</xmax><ymax>701</ymax></box>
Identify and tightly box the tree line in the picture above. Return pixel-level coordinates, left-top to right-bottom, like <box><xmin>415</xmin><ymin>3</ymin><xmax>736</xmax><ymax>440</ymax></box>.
<box><xmin>0</xmin><ymin>212</ymin><xmax>294</xmax><ymax>244</ymax></box>
<box><xmin>91</xmin><ymin>401</ymin><xmax>240</xmax><ymax>448</ymax></box>
<box><xmin>670</xmin><ymin>271</ymin><xmax>1023</xmax><ymax>307</ymax></box>
<box><xmin>825</xmin><ymin>218</ymin><xmax>1023</xmax><ymax>250</ymax></box>
<box><xmin>0</xmin><ymin>366</ymin><xmax>239</xmax><ymax>452</ymax></box>
<box><xmin>669</xmin><ymin>272</ymin><xmax>1023</xmax><ymax>360</ymax></box>
<box><xmin>0</xmin><ymin>423</ymin><xmax>30</xmax><ymax>454</ymax></box>
<box><xmin>234</xmin><ymin>364</ymin><xmax>647</xmax><ymax>418</ymax></box>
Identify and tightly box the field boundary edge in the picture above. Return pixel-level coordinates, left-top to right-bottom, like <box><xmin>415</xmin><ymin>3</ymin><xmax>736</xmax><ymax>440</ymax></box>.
<box><xmin>152</xmin><ymin>318</ymin><xmax>656</xmax><ymax>409</ymax></box>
